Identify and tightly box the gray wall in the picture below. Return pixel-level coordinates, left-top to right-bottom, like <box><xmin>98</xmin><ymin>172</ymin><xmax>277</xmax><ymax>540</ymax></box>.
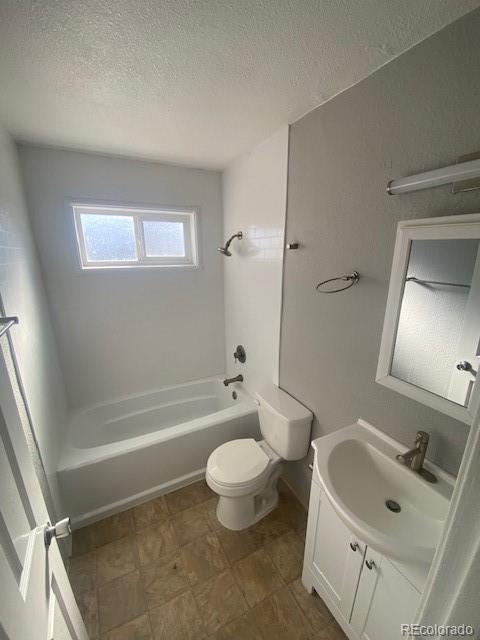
<box><xmin>19</xmin><ymin>146</ymin><xmax>225</xmax><ymax>409</ymax></box>
<box><xmin>280</xmin><ymin>9</ymin><xmax>480</xmax><ymax>501</ymax></box>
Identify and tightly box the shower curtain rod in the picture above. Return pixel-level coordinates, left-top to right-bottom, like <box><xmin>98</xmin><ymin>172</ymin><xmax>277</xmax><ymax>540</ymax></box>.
<box><xmin>0</xmin><ymin>316</ymin><xmax>19</xmax><ymax>338</ymax></box>
<box><xmin>406</xmin><ymin>276</ymin><xmax>470</xmax><ymax>289</ymax></box>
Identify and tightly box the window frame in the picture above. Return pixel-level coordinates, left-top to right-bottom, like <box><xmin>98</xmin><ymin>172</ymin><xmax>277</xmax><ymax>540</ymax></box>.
<box><xmin>71</xmin><ymin>203</ymin><xmax>199</xmax><ymax>270</ymax></box>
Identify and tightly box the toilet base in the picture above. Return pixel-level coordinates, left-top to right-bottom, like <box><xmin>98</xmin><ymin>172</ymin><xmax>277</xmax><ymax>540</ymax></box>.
<box><xmin>215</xmin><ymin>464</ymin><xmax>282</xmax><ymax>530</ymax></box>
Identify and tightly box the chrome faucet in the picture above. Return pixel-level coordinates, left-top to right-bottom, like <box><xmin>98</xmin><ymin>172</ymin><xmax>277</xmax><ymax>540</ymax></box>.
<box><xmin>396</xmin><ymin>431</ymin><xmax>437</xmax><ymax>483</ymax></box>
<box><xmin>223</xmin><ymin>374</ymin><xmax>243</xmax><ymax>386</ymax></box>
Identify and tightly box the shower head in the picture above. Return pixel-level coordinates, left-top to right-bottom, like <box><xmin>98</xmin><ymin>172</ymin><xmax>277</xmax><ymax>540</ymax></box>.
<box><xmin>217</xmin><ymin>231</ymin><xmax>243</xmax><ymax>257</ymax></box>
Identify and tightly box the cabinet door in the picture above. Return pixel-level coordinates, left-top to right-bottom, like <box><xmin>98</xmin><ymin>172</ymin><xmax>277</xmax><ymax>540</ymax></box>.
<box><xmin>309</xmin><ymin>485</ymin><xmax>366</xmax><ymax>621</ymax></box>
<box><xmin>351</xmin><ymin>551</ymin><xmax>420</xmax><ymax>640</ymax></box>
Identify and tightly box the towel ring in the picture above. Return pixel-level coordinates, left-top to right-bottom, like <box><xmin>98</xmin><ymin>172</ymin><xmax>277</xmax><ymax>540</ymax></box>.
<box><xmin>315</xmin><ymin>271</ymin><xmax>360</xmax><ymax>294</ymax></box>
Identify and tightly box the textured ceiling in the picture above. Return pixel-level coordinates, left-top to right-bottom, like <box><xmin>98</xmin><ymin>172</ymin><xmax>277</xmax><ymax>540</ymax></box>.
<box><xmin>0</xmin><ymin>1</ymin><xmax>478</xmax><ymax>169</ymax></box>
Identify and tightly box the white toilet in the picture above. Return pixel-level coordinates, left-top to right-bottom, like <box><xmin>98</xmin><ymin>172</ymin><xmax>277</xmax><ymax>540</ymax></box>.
<box><xmin>206</xmin><ymin>385</ymin><xmax>312</xmax><ymax>530</ymax></box>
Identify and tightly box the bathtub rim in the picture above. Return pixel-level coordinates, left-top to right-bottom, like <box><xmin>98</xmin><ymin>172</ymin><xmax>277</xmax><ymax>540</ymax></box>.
<box><xmin>59</xmin><ymin>377</ymin><xmax>257</xmax><ymax>471</ymax></box>
<box><xmin>68</xmin><ymin>375</ymin><xmax>237</xmax><ymax>420</ymax></box>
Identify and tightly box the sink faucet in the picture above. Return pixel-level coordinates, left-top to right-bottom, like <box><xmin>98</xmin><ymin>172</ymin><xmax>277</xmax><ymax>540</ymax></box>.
<box><xmin>396</xmin><ymin>431</ymin><xmax>437</xmax><ymax>483</ymax></box>
<box><xmin>223</xmin><ymin>374</ymin><xmax>243</xmax><ymax>386</ymax></box>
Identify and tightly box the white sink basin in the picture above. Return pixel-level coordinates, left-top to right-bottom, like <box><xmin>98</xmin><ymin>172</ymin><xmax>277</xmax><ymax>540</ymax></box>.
<box><xmin>313</xmin><ymin>420</ymin><xmax>455</xmax><ymax>565</ymax></box>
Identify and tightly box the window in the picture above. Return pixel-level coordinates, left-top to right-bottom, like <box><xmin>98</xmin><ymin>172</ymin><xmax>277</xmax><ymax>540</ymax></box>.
<box><xmin>72</xmin><ymin>204</ymin><xmax>198</xmax><ymax>269</ymax></box>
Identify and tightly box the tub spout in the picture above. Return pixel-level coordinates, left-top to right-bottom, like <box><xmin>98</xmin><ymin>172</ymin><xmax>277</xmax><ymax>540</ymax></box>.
<box><xmin>223</xmin><ymin>375</ymin><xmax>244</xmax><ymax>386</ymax></box>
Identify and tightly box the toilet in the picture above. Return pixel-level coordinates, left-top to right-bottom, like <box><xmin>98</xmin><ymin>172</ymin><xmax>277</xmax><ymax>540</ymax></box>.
<box><xmin>206</xmin><ymin>385</ymin><xmax>312</xmax><ymax>530</ymax></box>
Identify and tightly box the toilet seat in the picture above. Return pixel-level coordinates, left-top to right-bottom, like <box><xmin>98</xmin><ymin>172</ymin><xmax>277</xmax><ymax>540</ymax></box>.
<box><xmin>207</xmin><ymin>438</ymin><xmax>270</xmax><ymax>487</ymax></box>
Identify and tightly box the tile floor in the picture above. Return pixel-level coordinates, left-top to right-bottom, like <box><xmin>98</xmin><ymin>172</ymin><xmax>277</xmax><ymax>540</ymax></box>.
<box><xmin>69</xmin><ymin>479</ymin><xmax>347</xmax><ymax>640</ymax></box>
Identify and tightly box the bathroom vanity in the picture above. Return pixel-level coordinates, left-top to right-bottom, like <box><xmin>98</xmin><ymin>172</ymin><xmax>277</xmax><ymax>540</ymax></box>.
<box><xmin>302</xmin><ymin>420</ymin><xmax>454</xmax><ymax>640</ymax></box>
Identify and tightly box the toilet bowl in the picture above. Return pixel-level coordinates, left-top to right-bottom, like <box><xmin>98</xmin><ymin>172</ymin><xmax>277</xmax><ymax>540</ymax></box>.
<box><xmin>206</xmin><ymin>439</ymin><xmax>282</xmax><ymax>530</ymax></box>
<box><xmin>206</xmin><ymin>385</ymin><xmax>312</xmax><ymax>530</ymax></box>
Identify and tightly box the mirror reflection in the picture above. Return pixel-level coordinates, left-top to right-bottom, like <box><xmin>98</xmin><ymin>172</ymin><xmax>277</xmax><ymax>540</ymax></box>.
<box><xmin>391</xmin><ymin>238</ymin><xmax>480</xmax><ymax>407</ymax></box>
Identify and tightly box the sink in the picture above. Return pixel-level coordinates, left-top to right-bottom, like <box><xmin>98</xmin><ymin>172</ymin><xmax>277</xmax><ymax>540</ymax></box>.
<box><xmin>312</xmin><ymin>420</ymin><xmax>455</xmax><ymax>565</ymax></box>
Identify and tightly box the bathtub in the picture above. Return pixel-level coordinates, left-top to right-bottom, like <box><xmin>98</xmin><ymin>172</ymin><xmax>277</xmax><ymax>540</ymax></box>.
<box><xmin>58</xmin><ymin>378</ymin><xmax>260</xmax><ymax>527</ymax></box>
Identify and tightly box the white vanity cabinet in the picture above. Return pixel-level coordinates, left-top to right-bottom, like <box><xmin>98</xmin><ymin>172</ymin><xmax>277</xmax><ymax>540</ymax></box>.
<box><xmin>303</xmin><ymin>475</ymin><xmax>424</xmax><ymax>640</ymax></box>
<box><xmin>304</xmin><ymin>480</ymin><xmax>366</xmax><ymax>622</ymax></box>
<box><xmin>350</xmin><ymin>548</ymin><xmax>421</xmax><ymax>640</ymax></box>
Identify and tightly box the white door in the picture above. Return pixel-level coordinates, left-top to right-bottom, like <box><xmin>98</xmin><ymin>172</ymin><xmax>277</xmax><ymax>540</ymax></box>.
<box><xmin>0</xmin><ymin>342</ymin><xmax>87</xmax><ymax>640</ymax></box>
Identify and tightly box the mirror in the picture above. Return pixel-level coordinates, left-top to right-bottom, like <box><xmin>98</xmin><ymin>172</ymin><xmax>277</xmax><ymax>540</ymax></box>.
<box><xmin>377</xmin><ymin>214</ymin><xmax>480</xmax><ymax>424</ymax></box>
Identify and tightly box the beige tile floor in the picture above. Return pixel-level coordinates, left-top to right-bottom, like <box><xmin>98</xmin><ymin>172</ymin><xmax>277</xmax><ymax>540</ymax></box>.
<box><xmin>69</xmin><ymin>479</ymin><xmax>347</xmax><ymax>640</ymax></box>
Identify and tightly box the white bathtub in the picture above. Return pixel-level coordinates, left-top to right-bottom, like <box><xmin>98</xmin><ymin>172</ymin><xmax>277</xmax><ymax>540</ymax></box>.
<box><xmin>58</xmin><ymin>378</ymin><xmax>260</xmax><ymax>527</ymax></box>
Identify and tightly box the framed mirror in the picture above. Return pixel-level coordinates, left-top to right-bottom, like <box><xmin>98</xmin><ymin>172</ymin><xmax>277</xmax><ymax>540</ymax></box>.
<box><xmin>377</xmin><ymin>214</ymin><xmax>480</xmax><ymax>424</ymax></box>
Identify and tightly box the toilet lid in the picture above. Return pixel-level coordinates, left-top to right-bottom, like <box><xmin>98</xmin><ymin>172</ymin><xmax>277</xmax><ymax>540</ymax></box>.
<box><xmin>207</xmin><ymin>439</ymin><xmax>270</xmax><ymax>486</ymax></box>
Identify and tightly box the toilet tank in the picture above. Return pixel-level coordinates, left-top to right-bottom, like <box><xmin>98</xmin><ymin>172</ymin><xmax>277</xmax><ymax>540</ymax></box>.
<box><xmin>256</xmin><ymin>385</ymin><xmax>313</xmax><ymax>460</ymax></box>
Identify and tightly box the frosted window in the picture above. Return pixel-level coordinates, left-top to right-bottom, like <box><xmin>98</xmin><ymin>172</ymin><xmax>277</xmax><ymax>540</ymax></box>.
<box><xmin>143</xmin><ymin>220</ymin><xmax>185</xmax><ymax>257</ymax></box>
<box><xmin>80</xmin><ymin>214</ymin><xmax>137</xmax><ymax>262</ymax></box>
<box><xmin>73</xmin><ymin>204</ymin><xmax>197</xmax><ymax>269</ymax></box>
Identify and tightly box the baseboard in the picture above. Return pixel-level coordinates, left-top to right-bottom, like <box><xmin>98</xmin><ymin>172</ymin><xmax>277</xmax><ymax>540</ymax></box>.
<box><xmin>280</xmin><ymin>473</ymin><xmax>309</xmax><ymax>510</ymax></box>
<box><xmin>71</xmin><ymin>467</ymin><xmax>207</xmax><ymax>530</ymax></box>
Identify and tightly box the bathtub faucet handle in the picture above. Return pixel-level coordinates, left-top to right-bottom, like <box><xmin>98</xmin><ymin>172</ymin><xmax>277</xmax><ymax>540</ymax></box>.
<box><xmin>233</xmin><ymin>345</ymin><xmax>246</xmax><ymax>364</ymax></box>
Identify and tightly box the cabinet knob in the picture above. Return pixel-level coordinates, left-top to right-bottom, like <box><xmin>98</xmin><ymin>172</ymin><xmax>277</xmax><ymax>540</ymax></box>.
<box><xmin>365</xmin><ymin>559</ymin><xmax>376</xmax><ymax>570</ymax></box>
<box><xmin>349</xmin><ymin>541</ymin><xmax>359</xmax><ymax>552</ymax></box>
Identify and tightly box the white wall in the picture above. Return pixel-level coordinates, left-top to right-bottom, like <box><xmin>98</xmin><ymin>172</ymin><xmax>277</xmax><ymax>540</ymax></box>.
<box><xmin>0</xmin><ymin>125</ymin><xmax>67</xmax><ymax>516</ymax></box>
<box><xmin>18</xmin><ymin>146</ymin><xmax>225</xmax><ymax>409</ymax></box>
<box><xmin>223</xmin><ymin>127</ymin><xmax>289</xmax><ymax>396</ymax></box>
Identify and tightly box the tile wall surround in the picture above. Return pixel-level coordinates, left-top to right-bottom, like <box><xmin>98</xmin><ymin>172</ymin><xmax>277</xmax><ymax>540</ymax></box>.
<box><xmin>222</xmin><ymin>126</ymin><xmax>289</xmax><ymax>396</ymax></box>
